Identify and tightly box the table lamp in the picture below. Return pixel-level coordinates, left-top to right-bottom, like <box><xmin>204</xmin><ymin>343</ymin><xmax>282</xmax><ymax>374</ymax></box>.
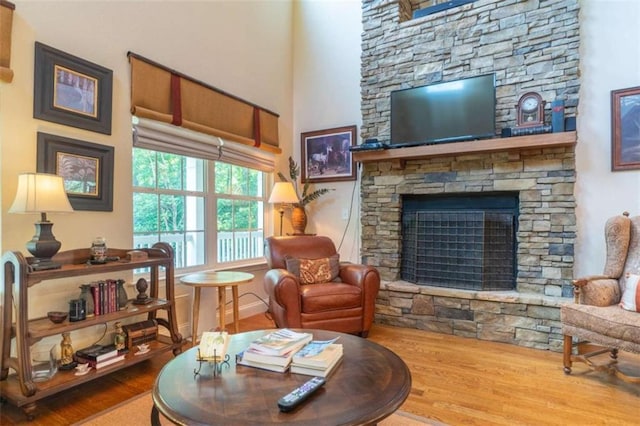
<box><xmin>268</xmin><ymin>182</ymin><xmax>299</xmax><ymax>236</ymax></box>
<box><xmin>9</xmin><ymin>173</ymin><xmax>74</xmax><ymax>270</ymax></box>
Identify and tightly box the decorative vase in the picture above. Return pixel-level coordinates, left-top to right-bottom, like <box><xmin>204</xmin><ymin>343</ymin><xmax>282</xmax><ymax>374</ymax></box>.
<box><xmin>116</xmin><ymin>279</ymin><xmax>128</xmax><ymax>310</ymax></box>
<box><xmin>79</xmin><ymin>284</ymin><xmax>94</xmax><ymax>317</ymax></box>
<box><xmin>291</xmin><ymin>206</ymin><xmax>307</xmax><ymax>235</ymax></box>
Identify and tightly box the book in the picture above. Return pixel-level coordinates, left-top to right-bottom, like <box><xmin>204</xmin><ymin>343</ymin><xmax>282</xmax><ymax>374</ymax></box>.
<box><xmin>247</xmin><ymin>329</ymin><xmax>312</xmax><ymax>356</ymax></box>
<box><xmin>292</xmin><ymin>343</ymin><xmax>343</xmax><ymax>370</ymax></box>
<box><xmin>75</xmin><ymin>344</ymin><xmax>118</xmax><ymax>362</ymax></box>
<box><xmin>90</xmin><ymin>283</ymin><xmax>100</xmax><ymax>316</ymax></box>
<box><xmin>241</xmin><ymin>346</ymin><xmax>300</xmax><ymax>368</ymax></box>
<box><xmin>290</xmin><ymin>353</ymin><xmax>343</xmax><ymax>378</ymax></box>
<box><xmin>198</xmin><ymin>331</ymin><xmax>229</xmax><ymax>362</ymax></box>
<box><xmin>76</xmin><ymin>353</ymin><xmax>126</xmax><ymax>369</ymax></box>
<box><xmin>236</xmin><ymin>351</ymin><xmax>290</xmax><ymax>373</ymax></box>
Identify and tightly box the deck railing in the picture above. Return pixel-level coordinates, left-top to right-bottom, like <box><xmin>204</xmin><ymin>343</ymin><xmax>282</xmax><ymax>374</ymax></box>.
<box><xmin>134</xmin><ymin>231</ymin><xmax>264</xmax><ymax>268</ymax></box>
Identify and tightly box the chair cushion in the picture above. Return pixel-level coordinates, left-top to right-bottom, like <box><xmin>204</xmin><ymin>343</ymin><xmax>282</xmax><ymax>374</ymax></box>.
<box><xmin>620</xmin><ymin>274</ymin><xmax>640</xmax><ymax>312</ymax></box>
<box><xmin>561</xmin><ymin>303</ymin><xmax>640</xmax><ymax>345</ymax></box>
<box><xmin>285</xmin><ymin>254</ymin><xmax>340</xmax><ymax>284</ymax></box>
<box><xmin>300</xmin><ymin>282</ymin><xmax>361</xmax><ymax>313</ymax></box>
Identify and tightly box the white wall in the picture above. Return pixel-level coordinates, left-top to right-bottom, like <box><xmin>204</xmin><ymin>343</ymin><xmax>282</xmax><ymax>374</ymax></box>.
<box><xmin>574</xmin><ymin>0</ymin><xmax>640</xmax><ymax>276</ymax></box>
<box><xmin>1</xmin><ymin>0</ymin><xmax>293</xmax><ymax>347</ymax></box>
<box><xmin>292</xmin><ymin>0</ymin><xmax>363</xmax><ymax>262</ymax></box>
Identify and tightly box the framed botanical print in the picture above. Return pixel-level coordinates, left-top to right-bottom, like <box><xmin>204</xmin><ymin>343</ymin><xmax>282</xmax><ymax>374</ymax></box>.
<box><xmin>36</xmin><ymin>132</ymin><xmax>114</xmax><ymax>211</ymax></box>
<box><xmin>34</xmin><ymin>42</ymin><xmax>113</xmax><ymax>135</ymax></box>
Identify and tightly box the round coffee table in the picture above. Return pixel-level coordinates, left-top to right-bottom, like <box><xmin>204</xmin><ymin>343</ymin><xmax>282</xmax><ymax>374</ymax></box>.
<box><xmin>180</xmin><ymin>271</ymin><xmax>254</xmax><ymax>341</ymax></box>
<box><xmin>152</xmin><ymin>329</ymin><xmax>411</xmax><ymax>425</ymax></box>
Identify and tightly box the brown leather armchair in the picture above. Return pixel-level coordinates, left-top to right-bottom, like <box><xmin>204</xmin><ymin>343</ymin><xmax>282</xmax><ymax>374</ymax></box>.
<box><xmin>263</xmin><ymin>236</ymin><xmax>380</xmax><ymax>337</ymax></box>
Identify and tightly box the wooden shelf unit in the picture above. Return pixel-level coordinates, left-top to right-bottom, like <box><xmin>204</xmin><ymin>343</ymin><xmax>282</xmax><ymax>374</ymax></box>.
<box><xmin>0</xmin><ymin>242</ymin><xmax>183</xmax><ymax>419</ymax></box>
<box><xmin>352</xmin><ymin>131</ymin><xmax>577</xmax><ymax>166</ymax></box>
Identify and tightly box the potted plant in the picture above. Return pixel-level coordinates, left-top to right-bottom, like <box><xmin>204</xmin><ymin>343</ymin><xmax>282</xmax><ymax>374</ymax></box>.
<box><xmin>277</xmin><ymin>156</ymin><xmax>332</xmax><ymax>234</ymax></box>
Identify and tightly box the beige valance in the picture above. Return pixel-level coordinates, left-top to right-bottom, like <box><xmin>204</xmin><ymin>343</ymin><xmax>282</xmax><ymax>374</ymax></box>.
<box><xmin>128</xmin><ymin>53</ymin><xmax>280</xmax><ymax>154</ymax></box>
<box><xmin>0</xmin><ymin>1</ymin><xmax>15</xmax><ymax>83</ymax></box>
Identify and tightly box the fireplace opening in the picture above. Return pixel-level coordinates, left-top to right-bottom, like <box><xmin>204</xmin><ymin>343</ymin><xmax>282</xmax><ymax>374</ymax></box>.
<box><xmin>401</xmin><ymin>193</ymin><xmax>518</xmax><ymax>291</ymax></box>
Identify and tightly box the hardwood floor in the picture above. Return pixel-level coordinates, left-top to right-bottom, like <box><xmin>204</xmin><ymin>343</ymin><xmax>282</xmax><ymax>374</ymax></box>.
<box><xmin>1</xmin><ymin>313</ymin><xmax>638</xmax><ymax>425</ymax></box>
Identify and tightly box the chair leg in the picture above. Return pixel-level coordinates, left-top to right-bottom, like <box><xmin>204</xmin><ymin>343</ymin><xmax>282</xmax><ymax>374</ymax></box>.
<box><xmin>610</xmin><ymin>348</ymin><xmax>618</xmax><ymax>360</ymax></box>
<box><xmin>563</xmin><ymin>334</ymin><xmax>573</xmax><ymax>374</ymax></box>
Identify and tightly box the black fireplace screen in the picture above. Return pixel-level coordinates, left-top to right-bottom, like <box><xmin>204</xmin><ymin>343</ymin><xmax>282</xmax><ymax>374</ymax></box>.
<box><xmin>401</xmin><ymin>209</ymin><xmax>516</xmax><ymax>291</ymax></box>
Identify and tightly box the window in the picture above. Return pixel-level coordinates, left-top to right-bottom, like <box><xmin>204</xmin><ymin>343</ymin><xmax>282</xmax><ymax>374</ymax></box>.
<box><xmin>133</xmin><ymin>147</ymin><xmax>266</xmax><ymax>270</ymax></box>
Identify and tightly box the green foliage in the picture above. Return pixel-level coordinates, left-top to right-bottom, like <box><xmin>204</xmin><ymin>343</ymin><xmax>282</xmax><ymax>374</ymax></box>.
<box><xmin>277</xmin><ymin>156</ymin><xmax>333</xmax><ymax>207</ymax></box>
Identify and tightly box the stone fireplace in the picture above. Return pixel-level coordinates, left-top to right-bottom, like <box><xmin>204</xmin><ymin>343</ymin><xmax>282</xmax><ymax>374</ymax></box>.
<box><xmin>401</xmin><ymin>192</ymin><xmax>518</xmax><ymax>291</ymax></box>
<box><xmin>358</xmin><ymin>0</ymin><xmax>580</xmax><ymax>351</ymax></box>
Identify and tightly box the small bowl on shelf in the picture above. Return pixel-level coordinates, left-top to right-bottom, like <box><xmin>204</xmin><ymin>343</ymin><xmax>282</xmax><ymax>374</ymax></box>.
<box><xmin>47</xmin><ymin>311</ymin><xmax>68</xmax><ymax>324</ymax></box>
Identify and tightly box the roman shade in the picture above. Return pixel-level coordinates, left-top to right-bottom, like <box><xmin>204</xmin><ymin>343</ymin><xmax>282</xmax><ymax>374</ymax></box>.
<box><xmin>0</xmin><ymin>1</ymin><xmax>15</xmax><ymax>83</ymax></box>
<box><xmin>133</xmin><ymin>116</ymin><xmax>275</xmax><ymax>172</ymax></box>
<box><xmin>128</xmin><ymin>52</ymin><xmax>281</xmax><ymax>155</ymax></box>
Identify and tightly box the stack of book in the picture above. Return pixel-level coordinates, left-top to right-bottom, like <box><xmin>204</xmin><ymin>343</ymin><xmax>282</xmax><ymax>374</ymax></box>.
<box><xmin>291</xmin><ymin>340</ymin><xmax>343</xmax><ymax>377</ymax></box>
<box><xmin>237</xmin><ymin>329</ymin><xmax>313</xmax><ymax>372</ymax></box>
<box><xmin>74</xmin><ymin>344</ymin><xmax>127</xmax><ymax>370</ymax></box>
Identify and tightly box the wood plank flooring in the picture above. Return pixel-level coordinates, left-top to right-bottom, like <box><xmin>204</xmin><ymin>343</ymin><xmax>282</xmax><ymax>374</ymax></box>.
<box><xmin>1</xmin><ymin>313</ymin><xmax>638</xmax><ymax>425</ymax></box>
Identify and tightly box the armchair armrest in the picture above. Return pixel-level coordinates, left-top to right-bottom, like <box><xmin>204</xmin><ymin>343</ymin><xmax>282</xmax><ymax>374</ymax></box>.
<box><xmin>571</xmin><ymin>275</ymin><xmax>621</xmax><ymax>306</ymax></box>
<box><xmin>263</xmin><ymin>269</ymin><xmax>303</xmax><ymax>328</ymax></box>
<box><xmin>572</xmin><ymin>275</ymin><xmax>610</xmax><ymax>288</ymax></box>
<box><xmin>339</xmin><ymin>263</ymin><xmax>379</xmax><ymax>290</ymax></box>
<box><xmin>339</xmin><ymin>263</ymin><xmax>380</xmax><ymax>333</ymax></box>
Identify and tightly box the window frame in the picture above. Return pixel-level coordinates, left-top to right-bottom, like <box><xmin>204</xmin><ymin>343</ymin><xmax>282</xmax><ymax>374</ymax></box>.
<box><xmin>132</xmin><ymin>118</ymin><xmax>275</xmax><ymax>273</ymax></box>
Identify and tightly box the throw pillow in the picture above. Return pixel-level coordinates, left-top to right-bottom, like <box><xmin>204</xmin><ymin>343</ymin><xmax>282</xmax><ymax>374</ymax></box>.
<box><xmin>620</xmin><ymin>273</ymin><xmax>640</xmax><ymax>312</ymax></box>
<box><xmin>285</xmin><ymin>254</ymin><xmax>340</xmax><ymax>285</ymax></box>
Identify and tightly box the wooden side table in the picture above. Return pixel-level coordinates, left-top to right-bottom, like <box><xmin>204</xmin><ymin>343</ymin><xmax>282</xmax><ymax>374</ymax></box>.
<box><xmin>179</xmin><ymin>271</ymin><xmax>254</xmax><ymax>342</ymax></box>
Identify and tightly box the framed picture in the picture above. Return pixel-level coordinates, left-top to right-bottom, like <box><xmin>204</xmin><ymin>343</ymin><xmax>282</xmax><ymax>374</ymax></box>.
<box><xmin>301</xmin><ymin>125</ymin><xmax>357</xmax><ymax>183</ymax></box>
<box><xmin>611</xmin><ymin>86</ymin><xmax>640</xmax><ymax>171</ymax></box>
<box><xmin>36</xmin><ymin>132</ymin><xmax>114</xmax><ymax>211</ymax></box>
<box><xmin>34</xmin><ymin>42</ymin><xmax>113</xmax><ymax>135</ymax></box>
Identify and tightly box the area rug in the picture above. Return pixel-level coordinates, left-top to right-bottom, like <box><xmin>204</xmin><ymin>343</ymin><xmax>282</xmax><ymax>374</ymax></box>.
<box><xmin>75</xmin><ymin>390</ymin><xmax>438</xmax><ymax>425</ymax></box>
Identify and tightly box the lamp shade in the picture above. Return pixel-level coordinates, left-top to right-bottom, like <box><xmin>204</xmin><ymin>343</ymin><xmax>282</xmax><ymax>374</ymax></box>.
<box><xmin>9</xmin><ymin>173</ymin><xmax>73</xmax><ymax>214</ymax></box>
<box><xmin>268</xmin><ymin>182</ymin><xmax>299</xmax><ymax>205</ymax></box>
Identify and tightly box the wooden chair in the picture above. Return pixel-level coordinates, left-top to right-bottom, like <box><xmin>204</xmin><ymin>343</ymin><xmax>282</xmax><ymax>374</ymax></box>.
<box><xmin>561</xmin><ymin>212</ymin><xmax>640</xmax><ymax>383</ymax></box>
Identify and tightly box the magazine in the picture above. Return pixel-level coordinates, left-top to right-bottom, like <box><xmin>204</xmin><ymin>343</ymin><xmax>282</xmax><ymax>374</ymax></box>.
<box><xmin>292</xmin><ymin>343</ymin><xmax>343</xmax><ymax>369</ymax></box>
<box><xmin>247</xmin><ymin>329</ymin><xmax>312</xmax><ymax>356</ymax></box>
<box><xmin>293</xmin><ymin>338</ymin><xmax>339</xmax><ymax>359</ymax></box>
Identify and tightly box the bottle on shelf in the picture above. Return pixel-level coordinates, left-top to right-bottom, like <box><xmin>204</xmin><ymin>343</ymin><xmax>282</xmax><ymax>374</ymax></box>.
<box><xmin>90</xmin><ymin>237</ymin><xmax>107</xmax><ymax>264</ymax></box>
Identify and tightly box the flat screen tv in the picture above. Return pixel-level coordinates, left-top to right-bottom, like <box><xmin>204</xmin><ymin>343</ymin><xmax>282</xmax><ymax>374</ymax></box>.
<box><xmin>390</xmin><ymin>73</ymin><xmax>496</xmax><ymax>147</ymax></box>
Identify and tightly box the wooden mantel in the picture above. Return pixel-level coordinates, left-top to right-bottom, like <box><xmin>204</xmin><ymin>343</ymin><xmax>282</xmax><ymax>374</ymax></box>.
<box><xmin>352</xmin><ymin>131</ymin><xmax>577</xmax><ymax>165</ymax></box>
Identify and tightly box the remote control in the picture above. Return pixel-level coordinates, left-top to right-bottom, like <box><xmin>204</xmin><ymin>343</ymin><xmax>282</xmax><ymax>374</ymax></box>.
<box><xmin>277</xmin><ymin>376</ymin><xmax>326</xmax><ymax>412</ymax></box>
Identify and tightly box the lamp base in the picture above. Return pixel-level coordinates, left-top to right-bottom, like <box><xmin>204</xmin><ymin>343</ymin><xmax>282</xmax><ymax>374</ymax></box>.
<box><xmin>26</xmin><ymin>220</ymin><xmax>63</xmax><ymax>270</ymax></box>
<box><xmin>29</xmin><ymin>259</ymin><xmax>62</xmax><ymax>271</ymax></box>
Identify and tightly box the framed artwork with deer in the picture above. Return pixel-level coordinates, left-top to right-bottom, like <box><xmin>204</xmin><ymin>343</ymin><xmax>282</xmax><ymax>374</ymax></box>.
<box><xmin>300</xmin><ymin>125</ymin><xmax>357</xmax><ymax>183</ymax></box>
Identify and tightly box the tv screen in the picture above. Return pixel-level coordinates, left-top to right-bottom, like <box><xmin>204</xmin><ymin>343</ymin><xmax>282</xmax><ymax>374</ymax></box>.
<box><xmin>390</xmin><ymin>74</ymin><xmax>496</xmax><ymax>147</ymax></box>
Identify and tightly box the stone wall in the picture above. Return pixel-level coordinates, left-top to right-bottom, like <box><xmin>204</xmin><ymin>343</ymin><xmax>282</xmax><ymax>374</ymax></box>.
<box><xmin>361</xmin><ymin>0</ymin><xmax>580</xmax><ymax>140</ymax></box>
<box><xmin>360</xmin><ymin>0</ymin><xmax>580</xmax><ymax>351</ymax></box>
<box><xmin>362</xmin><ymin>147</ymin><xmax>577</xmax><ymax>296</ymax></box>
